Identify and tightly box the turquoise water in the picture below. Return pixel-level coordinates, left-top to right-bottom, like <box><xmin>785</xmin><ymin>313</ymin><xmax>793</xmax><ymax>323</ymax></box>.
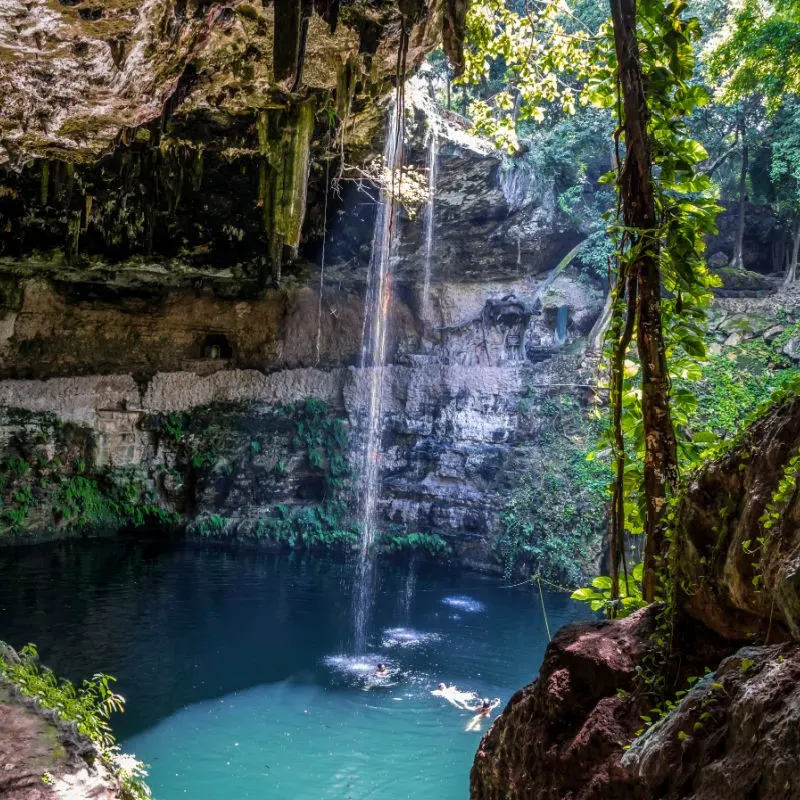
<box><xmin>0</xmin><ymin>540</ymin><xmax>586</xmax><ymax>799</ymax></box>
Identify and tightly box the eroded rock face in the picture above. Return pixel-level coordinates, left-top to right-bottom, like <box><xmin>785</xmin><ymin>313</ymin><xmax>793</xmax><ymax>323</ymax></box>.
<box><xmin>0</xmin><ymin>0</ymin><xmax>462</xmax><ymax>287</ymax></box>
<box><xmin>0</xmin><ymin>0</ymin><xmax>450</xmax><ymax>166</ymax></box>
<box><xmin>674</xmin><ymin>390</ymin><xmax>800</xmax><ymax>641</ymax></box>
<box><xmin>0</xmin><ymin>679</ymin><xmax>129</xmax><ymax>800</ymax></box>
<box><xmin>0</xmin><ymin>112</ymin><xmax>609</xmax><ymax>572</ymax></box>
<box><xmin>622</xmin><ymin>643</ymin><xmax>800</xmax><ymax>799</ymax></box>
<box><xmin>471</xmin><ymin>608</ymin><xmax>657</xmax><ymax>800</ymax></box>
<box><xmin>471</xmin><ymin>609</ymin><xmax>800</xmax><ymax>800</ymax></box>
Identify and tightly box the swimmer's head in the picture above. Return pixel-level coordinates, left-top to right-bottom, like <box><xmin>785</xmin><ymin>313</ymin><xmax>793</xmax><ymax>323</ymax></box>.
<box><xmin>377</xmin><ymin>663</ymin><xmax>386</xmax><ymax>671</ymax></box>
<box><xmin>437</xmin><ymin>683</ymin><xmax>446</xmax><ymax>690</ymax></box>
<box><xmin>482</xmin><ymin>698</ymin><xmax>491</xmax><ymax>708</ymax></box>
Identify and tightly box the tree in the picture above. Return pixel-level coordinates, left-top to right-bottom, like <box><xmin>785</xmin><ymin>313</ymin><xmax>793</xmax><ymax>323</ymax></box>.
<box><xmin>705</xmin><ymin>0</ymin><xmax>800</xmax><ymax>113</ymax></box>
<box><xmin>770</xmin><ymin>101</ymin><xmax>800</xmax><ymax>282</ymax></box>
<box><xmin>704</xmin><ymin>0</ymin><xmax>800</xmax><ymax>274</ymax></box>
<box><xmin>459</xmin><ymin>0</ymin><xmax>719</xmax><ymax>605</ymax></box>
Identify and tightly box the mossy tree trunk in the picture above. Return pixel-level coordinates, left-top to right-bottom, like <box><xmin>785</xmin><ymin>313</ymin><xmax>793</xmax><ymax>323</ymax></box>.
<box><xmin>609</xmin><ymin>0</ymin><xmax>679</xmax><ymax>602</ymax></box>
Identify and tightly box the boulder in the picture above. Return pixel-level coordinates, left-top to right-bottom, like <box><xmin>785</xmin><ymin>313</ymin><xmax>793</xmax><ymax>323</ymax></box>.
<box><xmin>471</xmin><ymin>608</ymin><xmax>656</xmax><ymax>800</ymax></box>
<box><xmin>471</xmin><ymin>612</ymin><xmax>800</xmax><ymax>799</ymax></box>
<box><xmin>674</xmin><ymin>391</ymin><xmax>800</xmax><ymax>641</ymax></box>
<box><xmin>707</xmin><ymin>251</ymin><xmax>729</xmax><ymax>269</ymax></box>
<box><xmin>782</xmin><ymin>332</ymin><xmax>800</xmax><ymax>361</ymax></box>
<box><xmin>622</xmin><ymin>644</ymin><xmax>800</xmax><ymax>800</ymax></box>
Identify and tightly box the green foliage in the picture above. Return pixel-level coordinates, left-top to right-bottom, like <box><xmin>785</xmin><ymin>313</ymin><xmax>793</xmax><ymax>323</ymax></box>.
<box><xmin>677</xmin><ymin>331</ymin><xmax>800</xmax><ymax>464</ymax></box>
<box><xmin>160</xmin><ymin>413</ymin><xmax>185</xmax><ymax>443</ymax></box>
<box><xmin>571</xmin><ymin>563</ymin><xmax>646</xmax><ymax>616</ymax></box>
<box><xmin>285</xmin><ymin>398</ymin><xmax>351</xmax><ymax>490</ymax></box>
<box><xmin>378</xmin><ymin>530</ymin><xmax>452</xmax><ymax>559</ymax></box>
<box><xmin>0</xmin><ymin>413</ymin><xmax>178</xmax><ymax>538</ymax></box>
<box><xmin>759</xmin><ymin>448</ymin><xmax>800</xmax><ymax>534</ymax></box>
<box><xmin>189</xmin><ymin>513</ymin><xmax>227</xmax><ymax>538</ymax></box>
<box><xmin>182</xmin><ymin>398</ymin><xmax>358</xmax><ymax>549</ymax></box>
<box><xmin>705</xmin><ymin>0</ymin><xmax>800</xmax><ymax>112</ymax></box>
<box><xmin>59</xmin><ymin>473</ymin><xmax>178</xmax><ymax>532</ymax></box>
<box><xmin>0</xmin><ymin>643</ymin><xmax>151</xmax><ymax>800</ymax></box>
<box><xmin>253</xmin><ymin>505</ymin><xmax>358</xmax><ymax>550</ymax></box>
<box><xmin>497</xmin><ymin>397</ymin><xmax>609</xmax><ymax>584</ymax></box>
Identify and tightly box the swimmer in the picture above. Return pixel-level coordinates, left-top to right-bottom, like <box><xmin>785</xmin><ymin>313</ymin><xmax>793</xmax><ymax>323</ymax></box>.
<box><xmin>375</xmin><ymin>663</ymin><xmax>389</xmax><ymax>677</ymax></box>
<box><xmin>465</xmin><ymin>698</ymin><xmax>501</xmax><ymax>732</ymax></box>
<box><xmin>431</xmin><ymin>683</ymin><xmax>479</xmax><ymax>710</ymax></box>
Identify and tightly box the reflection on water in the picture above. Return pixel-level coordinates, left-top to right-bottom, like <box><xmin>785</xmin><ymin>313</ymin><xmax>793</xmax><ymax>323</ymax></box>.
<box><xmin>0</xmin><ymin>538</ymin><xmax>587</xmax><ymax>799</ymax></box>
<box><xmin>380</xmin><ymin>627</ymin><xmax>442</xmax><ymax>649</ymax></box>
<box><xmin>441</xmin><ymin>595</ymin><xmax>487</xmax><ymax>613</ymax></box>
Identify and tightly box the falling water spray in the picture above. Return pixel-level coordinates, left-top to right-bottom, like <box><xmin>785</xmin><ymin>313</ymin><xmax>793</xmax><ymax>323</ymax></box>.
<box><xmin>421</xmin><ymin>129</ymin><xmax>438</xmax><ymax>323</ymax></box>
<box><xmin>353</xmin><ymin>102</ymin><xmax>403</xmax><ymax>651</ymax></box>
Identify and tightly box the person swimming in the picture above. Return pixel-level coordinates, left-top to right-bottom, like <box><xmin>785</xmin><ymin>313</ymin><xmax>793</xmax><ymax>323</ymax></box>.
<box><xmin>431</xmin><ymin>683</ymin><xmax>480</xmax><ymax>710</ymax></box>
<box><xmin>375</xmin><ymin>663</ymin><xmax>389</xmax><ymax>676</ymax></box>
<box><xmin>465</xmin><ymin>698</ymin><xmax>501</xmax><ymax>732</ymax></box>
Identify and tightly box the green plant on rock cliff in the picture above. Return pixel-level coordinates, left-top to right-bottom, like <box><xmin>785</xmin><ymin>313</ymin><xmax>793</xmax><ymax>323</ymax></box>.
<box><xmin>572</xmin><ymin>562</ymin><xmax>646</xmax><ymax>616</ymax></box>
<box><xmin>189</xmin><ymin>513</ymin><xmax>227</xmax><ymax>538</ymax></box>
<box><xmin>378</xmin><ymin>530</ymin><xmax>452</xmax><ymax>559</ymax></box>
<box><xmin>0</xmin><ymin>410</ymin><xmax>177</xmax><ymax>538</ymax></box>
<box><xmin>498</xmin><ymin>398</ymin><xmax>609</xmax><ymax>584</ymax></box>
<box><xmin>0</xmin><ymin>643</ymin><xmax>151</xmax><ymax>800</ymax></box>
<box><xmin>251</xmin><ymin>504</ymin><xmax>357</xmax><ymax>551</ymax></box>
<box><xmin>59</xmin><ymin>471</ymin><xmax>177</xmax><ymax>532</ymax></box>
<box><xmin>682</xmin><ymin>338</ymin><xmax>800</xmax><ymax>442</ymax></box>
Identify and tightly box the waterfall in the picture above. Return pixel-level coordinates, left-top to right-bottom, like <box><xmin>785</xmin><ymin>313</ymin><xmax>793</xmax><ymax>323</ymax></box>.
<box><xmin>315</xmin><ymin>159</ymin><xmax>330</xmax><ymax>365</ymax></box>
<box><xmin>353</xmin><ymin>102</ymin><xmax>403</xmax><ymax>651</ymax></box>
<box><xmin>555</xmin><ymin>305</ymin><xmax>568</xmax><ymax>345</ymax></box>
<box><xmin>421</xmin><ymin>129</ymin><xmax>438</xmax><ymax>322</ymax></box>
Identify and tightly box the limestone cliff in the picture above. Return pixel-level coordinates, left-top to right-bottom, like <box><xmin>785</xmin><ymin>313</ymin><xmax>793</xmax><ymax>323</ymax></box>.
<box><xmin>0</xmin><ymin>99</ymin><xmax>611</xmax><ymax>575</ymax></box>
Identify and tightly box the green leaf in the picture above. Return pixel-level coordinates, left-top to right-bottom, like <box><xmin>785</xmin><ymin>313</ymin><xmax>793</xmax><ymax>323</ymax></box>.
<box><xmin>571</xmin><ymin>587</ymin><xmax>600</xmax><ymax>601</ymax></box>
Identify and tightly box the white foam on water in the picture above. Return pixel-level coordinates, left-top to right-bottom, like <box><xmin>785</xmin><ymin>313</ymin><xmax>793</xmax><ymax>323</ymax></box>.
<box><xmin>441</xmin><ymin>596</ymin><xmax>486</xmax><ymax>613</ymax></box>
<box><xmin>324</xmin><ymin>654</ymin><xmax>384</xmax><ymax>676</ymax></box>
<box><xmin>381</xmin><ymin>627</ymin><xmax>442</xmax><ymax>649</ymax></box>
<box><xmin>324</xmin><ymin>654</ymin><xmax>403</xmax><ymax>690</ymax></box>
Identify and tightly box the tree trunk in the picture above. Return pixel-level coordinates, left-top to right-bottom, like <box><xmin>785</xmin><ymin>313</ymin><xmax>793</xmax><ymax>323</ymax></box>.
<box><xmin>609</xmin><ymin>0</ymin><xmax>679</xmax><ymax>602</ymax></box>
<box><xmin>786</xmin><ymin>217</ymin><xmax>800</xmax><ymax>284</ymax></box>
<box><xmin>731</xmin><ymin>120</ymin><xmax>748</xmax><ymax>270</ymax></box>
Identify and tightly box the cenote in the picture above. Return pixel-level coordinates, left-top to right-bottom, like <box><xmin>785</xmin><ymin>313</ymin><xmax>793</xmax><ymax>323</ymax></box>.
<box><xmin>0</xmin><ymin>540</ymin><xmax>585</xmax><ymax>799</ymax></box>
<box><xmin>3</xmin><ymin>0</ymin><xmax>800</xmax><ymax>795</ymax></box>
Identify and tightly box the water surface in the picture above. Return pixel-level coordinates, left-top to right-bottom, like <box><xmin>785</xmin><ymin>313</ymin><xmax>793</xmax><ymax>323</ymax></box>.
<box><xmin>0</xmin><ymin>539</ymin><xmax>586</xmax><ymax>799</ymax></box>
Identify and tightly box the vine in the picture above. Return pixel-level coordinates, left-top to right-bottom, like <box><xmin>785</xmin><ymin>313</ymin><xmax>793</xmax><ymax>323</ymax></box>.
<box><xmin>461</xmin><ymin>0</ymin><xmax>720</xmax><ymax>613</ymax></box>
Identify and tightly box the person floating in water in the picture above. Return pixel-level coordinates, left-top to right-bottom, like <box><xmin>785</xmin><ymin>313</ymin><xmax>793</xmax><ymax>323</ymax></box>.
<box><xmin>465</xmin><ymin>698</ymin><xmax>501</xmax><ymax>732</ymax></box>
<box><xmin>375</xmin><ymin>663</ymin><xmax>389</xmax><ymax>677</ymax></box>
<box><xmin>431</xmin><ymin>683</ymin><xmax>479</xmax><ymax>710</ymax></box>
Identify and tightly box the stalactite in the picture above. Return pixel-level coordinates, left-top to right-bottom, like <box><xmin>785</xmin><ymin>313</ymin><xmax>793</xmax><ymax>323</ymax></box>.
<box><xmin>254</xmin><ymin>101</ymin><xmax>314</xmax><ymax>288</ymax></box>
<box><xmin>187</xmin><ymin>148</ymin><xmax>201</xmax><ymax>192</ymax></box>
<box><xmin>314</xmin><ymin>0</ymin><xmax>340</xmax><ymax>32</ymax></box>
<box><xmin>273</xmin><ymin>0</ymin><xmax>301</xmax><ymax>83</ymax></box>
<box><xmin>442</xmin><ymin>0</ymin><xmax>468</xmax><ymax>77</ymax></box>
<box><xmin>40</xmin><ymin>161</ymin><xmax>49</xmax><ymax>206</ymax></box>
<box><xmin>65</xmin><ymin>210</ymin><xmax>81</xmax><ymax>264</ymax></box>
<box><xmin>83</xmin><ymin>195</ymin><xmax>93</xmax><ymax>232</ymax></box>
<box><xmin>291</xmin><ymin>0</ymin><xmax>314</xmax><ymax>93</ymax></box>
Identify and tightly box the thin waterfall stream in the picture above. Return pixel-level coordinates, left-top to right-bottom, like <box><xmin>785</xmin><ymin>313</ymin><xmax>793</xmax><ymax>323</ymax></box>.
<box><xmin>353</xmin><ymin>103</ymin><xmax>404</xmax><ymax>651</ymax></box>
<box><xmin>421</xmin><ymin>129</ymin><xmax>438</xmax><ymax>323</ymax></box>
